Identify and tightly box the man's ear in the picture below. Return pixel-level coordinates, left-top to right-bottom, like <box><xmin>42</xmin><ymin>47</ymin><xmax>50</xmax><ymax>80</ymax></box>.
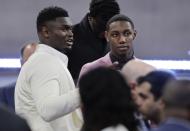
<box><xmin>133</xmin><ymin>30</ymin><xmax>137</xmax><ymax>40</ymax></box>
<box><xmin>88</xmin><ymin>15</ymin><xmax>96</xmax><ymax>24</ymax></box>
<box><xmin>88</xmin><ymin>16</ymin><xmax>96</xmax><ymax>30</ymax></box>
<box><xmin>104</xmin><ymin>31</ymin><xmax>109</xmax><ymax>42</ymax></box>
<box><xmin>88</xmin><ymin>16</ymin><xmax>93</xmax><ymax>22</ymax></box>
<box><xmin>158</xmin><ymin>98</ymin><xmax>165</xmax><ymax>109</ymax></box>
<box><xmin>41</xmin><ymin>26</ymin><xmax>49</xmax><ymax>39</ymax></box>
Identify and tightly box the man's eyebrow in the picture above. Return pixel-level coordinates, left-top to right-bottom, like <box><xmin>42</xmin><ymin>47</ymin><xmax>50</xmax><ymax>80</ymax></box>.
<box><xmin>57</xmin><ymin>24</ymin><xmax>72</xmax><ymax>28</ymax></box>
<box><xmin>139</xmin><ymin>92</ymin><xmax>148</xmax><ymax>99</ymax></box>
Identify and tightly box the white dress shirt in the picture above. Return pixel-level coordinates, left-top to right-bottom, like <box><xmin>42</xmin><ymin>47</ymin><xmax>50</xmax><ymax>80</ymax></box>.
<box><xmin>101</xmin><ymin>124</ymin><xmax>129</xmax><ymax>131</ymax></box>
<box><xmin>15</xmin><ymin>44</ymin><xmax>83</xmax><ymax>131</ymax></box>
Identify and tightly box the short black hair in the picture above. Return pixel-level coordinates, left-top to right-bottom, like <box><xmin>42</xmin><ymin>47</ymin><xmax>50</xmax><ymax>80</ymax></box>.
<box><xmin>79</xmin><ymin>67</ymin><xmax>138</xmax><ymax>131</ymax></box>
<box><xmin>89</xmin><ymin>0</ymin><xmax>120</xmax><ymax>21</ymax></box>
<box><xmin>106</xmin><ymin>14</ymin><xmax>134</xmax><ymax>30</ymax></box>
<box><xmin>137</xmin><ymin>70</ymin><xmax>176</xmax><ymax>100</ymax></box>
<box><xmin>36</xmin><ymin>6</ymin><xmax>69</xmax><ymax>32</ymax></box>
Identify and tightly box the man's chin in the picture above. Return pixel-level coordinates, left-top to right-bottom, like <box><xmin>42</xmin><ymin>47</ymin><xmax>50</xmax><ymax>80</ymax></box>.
<box><xmin>63</xmin><ymin>48</ymin><xmax>72</xmax><ymax>55</ymax></box>
<box><xmin>55</xmin><ymin>47</ymin><xmax>71</xmax><ymax>55</ymax></box>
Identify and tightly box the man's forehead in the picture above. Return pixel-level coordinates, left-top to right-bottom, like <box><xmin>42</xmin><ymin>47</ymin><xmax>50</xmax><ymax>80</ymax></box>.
<box><xmin>55</xmin><ymin>17</ymin><xmax>72</xmax><ymax>25</ymax></box>
<box><xmin>138</xmin><ymin>82</ymin><xmax>151</xmax><ymax>91</ymax></box>
<box><xmin>46</xmin><ymin>17</ymin><xmax>72</xmax><ymax>27</ymax></box>
<box><xmin>111</xmin><ymin>21</ymin><xmax>131</xmax><ymax>26</ymax></box>
<box><xmin>108</xmin><ymin>21</ymin><xmax>133</xmax><ymax>31</ymax></box>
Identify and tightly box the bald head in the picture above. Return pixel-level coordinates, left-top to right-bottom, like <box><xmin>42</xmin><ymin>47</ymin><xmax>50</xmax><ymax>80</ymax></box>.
<box><xmin>163</xmin><ymin>79</ymin><xmax>190</xmax><ymax>120</ymax></box>
<box><xmin>20</xmin><ymin>43</ymin><xmax>37</xmax><ymax>65</ymax></box>
<box><xmin>163</xmin><ymin>79</ymin><xmax>190</xmax><ymax>109</ymax></box>
<box><xmin>121</xmin><ymin>59</ymin><xmax>156</xmax><ymax>84</ymax></box>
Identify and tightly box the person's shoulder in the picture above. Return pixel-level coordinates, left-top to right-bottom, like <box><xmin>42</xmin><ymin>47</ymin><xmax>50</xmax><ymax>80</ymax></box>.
<box><xmin>22</xmin><ymin>52</ymin><xmax>59</xmax><ymax>74</ymax></box>
<box><xmin>79</xmin><ymin>60</ymin><xmax>100</xmax><ymax>78</ymax></box>
<box><xmin>73</xmin><ymin>17</ymin><xmax>89</xmax><ymax>39</ymax></box>
<box><xmin>30</xmin><ymin>52</ymin><xmax>56</xmax><ymax>63</ymax></box>
<box><xmin>84</xmin><ymin>56</ymin><xmax>107</xmax><ymax>68</ymax></box>
<box><xmin>79</xmin><ymin>56</ymin><xmax>108</xmax><ymax>76</ymax></box>
<box><xmin>73</xmin><ymin>15</ymin><xmax>86</xmax><ymax>32</ymax></box>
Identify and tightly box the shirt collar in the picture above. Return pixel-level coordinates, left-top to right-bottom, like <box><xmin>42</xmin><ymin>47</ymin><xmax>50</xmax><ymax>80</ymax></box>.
<box><xmin>36</xmin><ymin>44</ymin><xmax>68</xmax><ymax>65</ymax></box>
<box><xmin>101</xmin><ymin>124</ymin><xmax>129</xmax><ymax>131</ymax></box>
<box><xmin>109</xmin><ymin>49</ymin><xmax>134</xmax><ymax>70</ymax></box>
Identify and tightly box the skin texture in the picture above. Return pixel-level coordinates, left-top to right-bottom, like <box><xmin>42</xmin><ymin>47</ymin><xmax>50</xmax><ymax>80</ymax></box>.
<box><xmin>105</xmin><ymin>21</ymin><xmax>136</xmax><ymax>57</ymax></box>
<box><xmin>39</xmin><ymin>17</ymin><xmax>73</xmax><ymax>53</ymax></box>
<box><xmin>135</xmin><ymin>82</ymin><xmax>163</xmax><ymax>124</ymax></box>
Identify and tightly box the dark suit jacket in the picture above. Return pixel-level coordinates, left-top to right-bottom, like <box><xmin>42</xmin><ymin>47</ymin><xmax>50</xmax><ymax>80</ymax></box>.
<box><xmin>152</xmin><ymin>118</ymin><xmax>190</xmax><ymax>131</ymax></box>
<box><xmin>68</xmin><ymin>14</ymin><xmax>108</xmax><ymax>82</ymax></box>
<box><xmin>0</xmin><ymin>106</ymin><xmax>31</xmax><ymax>131</ymax></box>
<box><xmin>0</xmin><ymin>82</ymin><xmax>15</xmax><ymax>111</ymax></box>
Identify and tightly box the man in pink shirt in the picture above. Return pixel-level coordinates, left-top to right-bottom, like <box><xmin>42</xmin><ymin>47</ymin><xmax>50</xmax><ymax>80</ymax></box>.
<box><xmin>79</xmin><ymin>14</ymin><xmax>137</xmax><ymax>79</ymax></box>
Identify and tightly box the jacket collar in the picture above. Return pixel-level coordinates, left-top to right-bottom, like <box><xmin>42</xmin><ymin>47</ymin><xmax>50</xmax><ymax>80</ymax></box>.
<box><xmin>36</xmin><ymin>44</ymin><xmax>68</xmax><ymax>65</ymax></box>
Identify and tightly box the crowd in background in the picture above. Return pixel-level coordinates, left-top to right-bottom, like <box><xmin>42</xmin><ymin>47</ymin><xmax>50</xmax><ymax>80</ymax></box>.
<box><xmin>0</xmin><ymin>0</ymin><xmax>190</xmax><ymax>131</ymax></box>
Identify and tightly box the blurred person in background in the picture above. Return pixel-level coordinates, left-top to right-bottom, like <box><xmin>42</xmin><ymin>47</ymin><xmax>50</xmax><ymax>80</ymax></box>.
<box><xmin>135</xmin><ymin>70</ymin><xmax>176</xmax><ymax>127</ymax></box>
<box><xmin>0</xmin><ymin>42</ymin><xmax>37</xmax><ymax>112</ymax></box>
<box><xmin>153</xmin><ymin>79</ymin><xmax>190</xmax><ymax>131</ymax></box>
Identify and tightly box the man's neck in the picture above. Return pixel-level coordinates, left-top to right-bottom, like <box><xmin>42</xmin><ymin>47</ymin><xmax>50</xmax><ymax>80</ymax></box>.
<box><xmin>110</xmin><ymin>48</ymin><xmax>134</xmax><ymax>62</ymax></box>
<box><xmin>110</xmin><ymin>49</ymin><xmax>134</xmax><ymax>70</ymax></box>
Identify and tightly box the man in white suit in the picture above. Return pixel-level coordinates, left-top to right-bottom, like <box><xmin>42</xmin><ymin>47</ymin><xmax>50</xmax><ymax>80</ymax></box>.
<box><xmin>15</xmin><ymin>6</ymin><xmax>82</xmax><ymax>131</ymax></box>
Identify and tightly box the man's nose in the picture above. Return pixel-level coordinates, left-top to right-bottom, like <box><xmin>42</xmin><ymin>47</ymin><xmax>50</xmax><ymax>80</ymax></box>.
<box><xmin>119</xmin><ymin>35</ymin><xmax>126</xmax><ymax>44</ymax></box>
<box><xmin>68</xmin><ymin>29</ymin><xmax>73</xmax><ymax>36</ymax></box>
<box><xmin>135</xmin><ymin>97</ymin><xmax>142</xmax><ymax>108</ymax></box>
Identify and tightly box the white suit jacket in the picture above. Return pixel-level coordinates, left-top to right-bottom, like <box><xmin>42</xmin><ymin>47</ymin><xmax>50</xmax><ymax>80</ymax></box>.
<box><xmin>15</xmin><ymin>44</ymin><xmax>83</xmax><ymax>131</ymax></box>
